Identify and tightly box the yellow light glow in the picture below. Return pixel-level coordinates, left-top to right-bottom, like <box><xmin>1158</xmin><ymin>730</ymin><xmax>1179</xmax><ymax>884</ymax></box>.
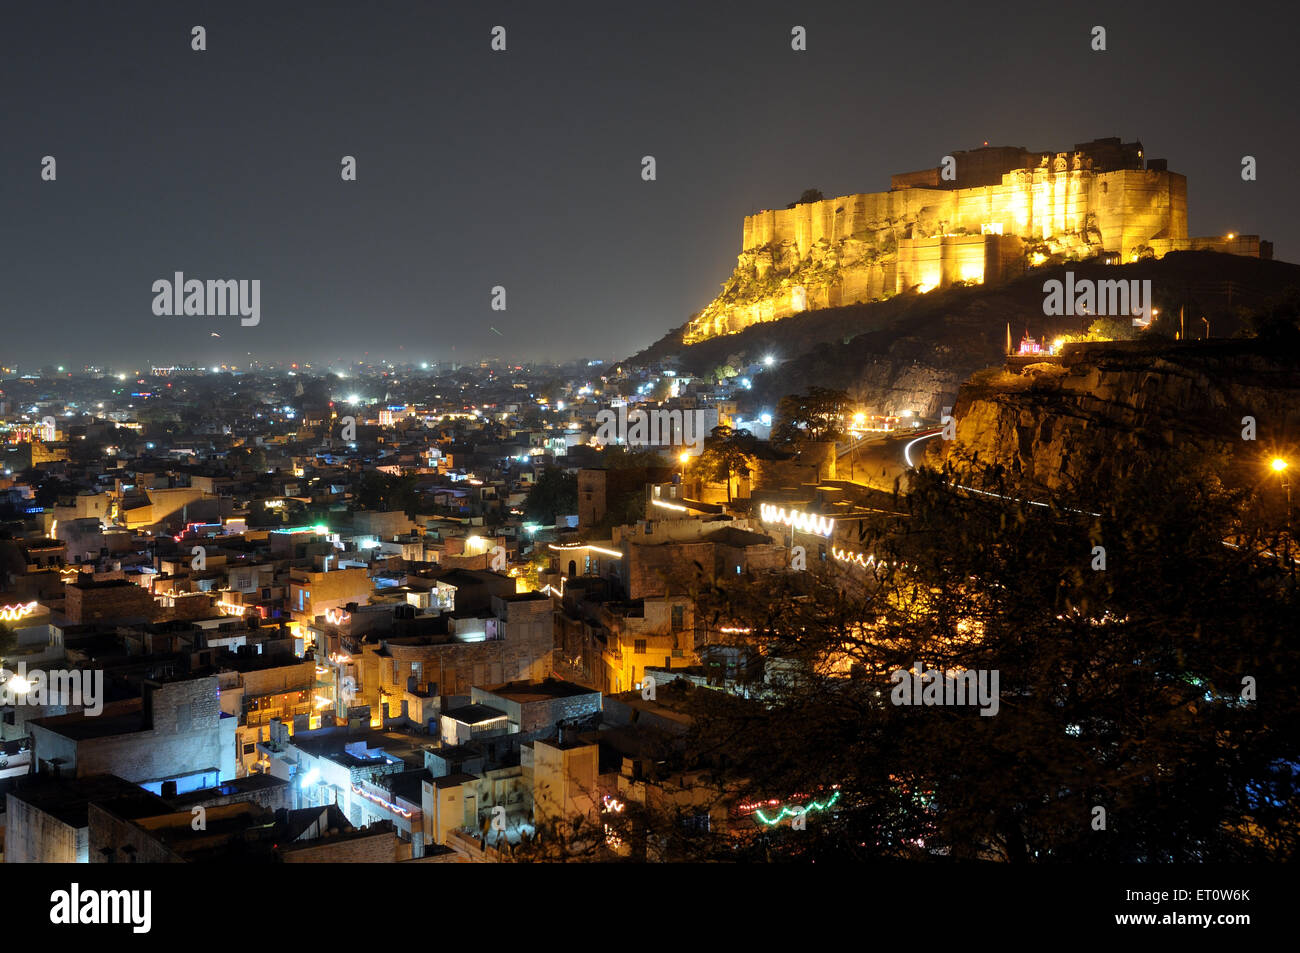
<box><xmin>547</xmin><ymin>542</ymin><xmax>622</xmax><ymax>558</ymax></box>
<box><xmin>759</xmin><ymin>503</ymin><xmax>835</xmax><ymax>537</ymax></box>
<box><xmin>0</xmin><ymin>601</ymin><xmax>40</xmax><ymax>622</ymax></box>
<box><xmin>1271</xmin><ymin>457</ymin><xmax>1288</xmax><ymax>472</ymax></box>
<box><xmin>679</xmin><ymin>452</ymin><xmax>690</xmax><ymax>464</ymax></box>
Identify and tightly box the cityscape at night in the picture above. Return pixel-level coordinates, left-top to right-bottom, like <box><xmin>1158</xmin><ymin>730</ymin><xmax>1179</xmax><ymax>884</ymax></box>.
<box><xmin>1</xmin><ymin>0</ymin><xmax>1293</xmax><ymax>936</ymax></box>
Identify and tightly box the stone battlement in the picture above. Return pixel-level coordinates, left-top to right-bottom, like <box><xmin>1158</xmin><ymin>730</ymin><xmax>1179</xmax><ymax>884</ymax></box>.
<box><xmin>682</xmin><ymin>138</ymin><xmax>1252</xmax><ymax>344</ymax></box>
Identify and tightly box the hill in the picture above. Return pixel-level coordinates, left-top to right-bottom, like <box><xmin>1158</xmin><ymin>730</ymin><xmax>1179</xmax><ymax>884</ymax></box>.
<box><xmin>628</xmin><ymin>251</ymin><xmax>1300</xmax><ymax>418</ymax></box>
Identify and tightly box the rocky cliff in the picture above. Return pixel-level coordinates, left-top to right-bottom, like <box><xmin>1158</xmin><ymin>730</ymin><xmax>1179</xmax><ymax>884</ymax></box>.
<box><xmin>928</xmin><ymin>340</ymin><xmax>1300</xmax><ymax>493</ymax></box>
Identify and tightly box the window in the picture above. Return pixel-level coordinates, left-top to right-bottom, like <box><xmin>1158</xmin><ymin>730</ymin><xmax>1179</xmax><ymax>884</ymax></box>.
<box><xmin>634</xmin><ymin>639</ymin><xmax>647</xmax><ymax>655</ymax></box>
<box><xmin>243</xmin><ymin>742</ymin><xmax>256</xmax><ymax>755</ymax></box>
<box><xmin>671</xmin><ymin>605</ymin><xmax>684</xmax><ymax>631</ymax></box>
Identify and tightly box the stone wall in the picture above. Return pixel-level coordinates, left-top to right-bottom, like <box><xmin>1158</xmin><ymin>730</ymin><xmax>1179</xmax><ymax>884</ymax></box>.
<box><xmin>470</xmin><ymin>683</ymin><xmax>601</xmax><ymax>736</ymax></box>
<box><xmin>279</xmin><ymin>826</ymin><xmax>408</xmax><ymax>862</ymax></box>
<box><xmin>685</xmin><ymin>162</ymin><xmax>1190</xmax><ymax>344</ymax></box>
<box><xmin>3</xmin><ymin>792</ymin><xmax>83</xmax><ymax>862</ymax></box>
<box><xmin>29</xmin><ymin>678</ymin><xmax>231</xmax><ymax>784</ymax></box>
<box><xmin>65</xmin><ymin>580</ymin><xmax>157</xmax><ymax>624</ymax></box>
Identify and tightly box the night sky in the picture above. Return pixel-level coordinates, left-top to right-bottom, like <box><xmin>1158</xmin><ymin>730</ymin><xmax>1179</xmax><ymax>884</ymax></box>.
<box><xmin>2</xmin><ymin>0</ymin><xmax>1294</xmax><ymax>367</ymax></box>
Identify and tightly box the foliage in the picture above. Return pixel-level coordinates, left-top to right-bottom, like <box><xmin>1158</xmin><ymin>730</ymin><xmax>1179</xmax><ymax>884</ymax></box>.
<box><xmin>711</xmin><ymin>364</ymin><xmax>739</xmax><ymax>383</ymax></box>
<box><xmin>771</xmin><ymin>386</ymin><xmax>849</xmax><ymax>446</ymax></box>
<box><xmin>1246</xmin><ymin>287</ymin><xmax>1300</xmax><ymax>345</ymax></box>
<box><xmin>353</xmin><ymin>470</ymin><xmax>422</xmax><ymax>517</ymax></box>
<box><xmin>787</xmin><ymin>188</ymin><xmax>825</xmax><ymax>208</ymax></box>
<box><xmin>670</xmin><ymin>451</ymin><xmax>1299</xmax><ymax>861</ymax></box>
<box><xmin>694</xmin><ymin>426</ymin><xmax>756</xmax><ymax>503</ymax></box>
<box><xmin>1085</xmin><ymin>317</ymin><xmax>1139</xmax><ymax>342</ymax></box>
<box><xmin>524</xmin><ymin>468</ymin><xmax>577</xmax><ymax>525</ymax></box>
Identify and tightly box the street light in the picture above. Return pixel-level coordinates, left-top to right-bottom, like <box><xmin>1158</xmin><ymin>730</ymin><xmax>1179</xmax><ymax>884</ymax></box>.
<box><xmin>1272</xmin><ymin>457</ymin><xmax>1291</xmax><ymax>520</ymax></box>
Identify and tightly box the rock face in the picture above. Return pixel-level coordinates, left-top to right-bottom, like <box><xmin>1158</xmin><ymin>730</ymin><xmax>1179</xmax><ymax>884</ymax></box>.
<box><xmin>849</xmin><ymin>360</ymin><xmax>964</xmax><ymax>419</ymax></box>
<box><xmin>929</xmin><ymin>341</ymin><xmax>1300</xmax><ymax>493</ymax></box>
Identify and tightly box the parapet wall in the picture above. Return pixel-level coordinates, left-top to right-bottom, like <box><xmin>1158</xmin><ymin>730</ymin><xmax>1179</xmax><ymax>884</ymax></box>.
<box><xmin>685</xmin><ymin>159</ymin><xmax>1191</xmax><ymax>344</ymax></box>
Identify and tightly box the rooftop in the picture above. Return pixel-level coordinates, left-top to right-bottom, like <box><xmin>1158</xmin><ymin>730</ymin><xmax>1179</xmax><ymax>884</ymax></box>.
<box><xmin>481</xmin><ymin>678</ymin><xmax>599</xmax><ymax>704</ymax></box>
<box><xmin>443</xmin><ymin>704</ymin><xmax>509</xmax><ymax>725</ymax></box>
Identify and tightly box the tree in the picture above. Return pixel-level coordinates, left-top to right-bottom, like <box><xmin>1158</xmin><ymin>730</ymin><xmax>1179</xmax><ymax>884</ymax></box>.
<box><xmin>669</xmin><ymin>449</ymin><xmax>1299</xmax><ymax>861</ymax></box>
<box><xmin>711</xmin><ymin>364</ymin><xmax>738</xmax><ymax>384</ymax></box>
<box><xmin>524</xmin><ymin>468</ymin><xmax>578</xmax><ymax>526</ymax></box>
<box><xmin>1086</xmin><ymin>317</ymin><xmax>1139</xmax><ymax>342</ymax></box>
<box><xmin>788</xmin><ymin>189</ymin><xmax>824</xmax><ymax>208</ymax></box>
<box><xmin>695</xmin><ymin>426</ymin><xmax>755</xmax><ymax>503</ymax></box>
<box><xmin>771</xmin><ymin>386</ymin><xmax>849</xmax><ymax>446</ymax></box>
<box><xmin>354</xmin><ymin>471</ymin><xmax>422</xmax><ymax>518</ymax></box>
<box><xmin>1246</xmin><ymin>287</ymin><xmax>1300</xmax><ymax>345</ymax></box>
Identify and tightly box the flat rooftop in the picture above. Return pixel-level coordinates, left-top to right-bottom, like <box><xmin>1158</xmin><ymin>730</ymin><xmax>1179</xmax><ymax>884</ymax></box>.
<box><xmin>6</xmin><ymin>774</ymin><xmax>169</xmax><ymax>828</ymax></box>
<box><xmin>481</xmin><ymin>678</ymin><xmax>598</xmax><ymax>704</ymax></box>
<box><xmin>443</xmin><ymin>704</ymin><xmax>508</xmax><ymax>725</ymax></box>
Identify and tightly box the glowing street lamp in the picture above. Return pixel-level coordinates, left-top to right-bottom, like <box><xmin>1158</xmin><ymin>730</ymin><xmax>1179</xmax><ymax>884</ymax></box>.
<box><xmin>1271</xmin><ymin>457</ymin><xmax>1292</xmax><ymax>520</ymax></box>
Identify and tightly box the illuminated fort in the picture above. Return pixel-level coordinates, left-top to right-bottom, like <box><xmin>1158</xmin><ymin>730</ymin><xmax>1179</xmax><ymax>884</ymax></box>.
<box><xmin>683</xmin><ymin>137</ymin><xmax>1268</xmax><ymax>343</ymax></box>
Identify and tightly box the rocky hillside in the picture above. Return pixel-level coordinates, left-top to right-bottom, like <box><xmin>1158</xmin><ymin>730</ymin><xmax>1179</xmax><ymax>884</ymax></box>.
<box><xmin>927</xmin><ymin>338</ymin><xmax>1300</xmax><ymax>493</ymax></box>
<box><xmin>630</xmin><ymin>251</ymin><xmax>1300</xmax><ymax>422</ymax></box>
